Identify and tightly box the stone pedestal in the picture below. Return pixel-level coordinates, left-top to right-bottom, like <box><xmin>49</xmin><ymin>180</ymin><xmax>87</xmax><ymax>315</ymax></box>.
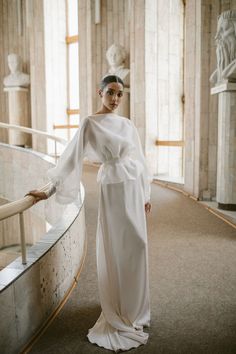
<box><xmin>211</xmin><ymin>83</ymin><xmax>236</xmax><ymax>210</ymax></box>
<box><xmin>4</xmin><ymin>87</ymin><xmax>30</xmax><ymax>146</ymax></box>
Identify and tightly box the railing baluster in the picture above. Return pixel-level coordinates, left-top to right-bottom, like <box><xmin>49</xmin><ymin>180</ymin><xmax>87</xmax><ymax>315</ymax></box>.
<box><xmin>54</xmin><ymin>140</ymin><xmax>57</xmax><ymax>162</ymax></box>
<box><xmin>19</xmin><ymin>212</ymin><xmax>27</xmax><ymax>265</ymax></box>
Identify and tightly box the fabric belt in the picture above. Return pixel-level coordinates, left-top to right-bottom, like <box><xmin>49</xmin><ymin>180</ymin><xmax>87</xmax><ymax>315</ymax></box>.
<box><xmin>97</xmin><ymin>155</ymin><xmax>137</xmax><ymax>184</ymax></box>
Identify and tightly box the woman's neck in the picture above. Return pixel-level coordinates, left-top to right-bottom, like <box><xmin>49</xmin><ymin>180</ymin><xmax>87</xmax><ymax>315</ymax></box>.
<box><xmin>94</xmin><ymin>107</ymin><xmax>116</xmax><ymax>115</ymax></box>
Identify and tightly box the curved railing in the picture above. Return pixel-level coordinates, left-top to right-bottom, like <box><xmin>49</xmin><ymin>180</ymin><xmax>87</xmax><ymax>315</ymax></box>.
<box><xmin>0</xmin><ymin>182</ymin><xmax>52</xmax><ymax>264</ymax></box>
<box><xmin>0</xmin><ymin>123</ymin><xmax>67</xmax><ymax>265</ymax></box>
<box><xmin>0</xmin><ymin>122</ymin><xmax>67</xmax><ymax>149</ymax></box>
<box><xmin>0</xmin><ymin>135</ymin><xmax>87</xmax><ymax>353</ymax></box>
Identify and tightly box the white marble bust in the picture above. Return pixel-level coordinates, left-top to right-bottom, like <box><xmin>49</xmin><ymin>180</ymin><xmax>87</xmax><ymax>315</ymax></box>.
<box><xmin>106</xmin><ymin>44</ymin><xmax>130</xmax><ymax>86</ymax></box>
<box><xmin>210</xmin><ymin>10</ymin><xmax>236</xmax><ymax>84</ymax></box>
<box><xmin>3</xmin><ymin>53</ymin><xmax>30</xmax><ymax>88</ymax></box>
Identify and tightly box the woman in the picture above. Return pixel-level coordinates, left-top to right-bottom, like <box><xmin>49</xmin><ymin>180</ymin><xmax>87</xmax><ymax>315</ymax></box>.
<box><xmin>27</xmin><ymin>75</ymin><xmax>152</xmax><ymax>352</ymax></box>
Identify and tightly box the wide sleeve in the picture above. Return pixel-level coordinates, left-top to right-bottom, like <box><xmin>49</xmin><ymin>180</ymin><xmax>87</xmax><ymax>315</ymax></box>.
<box><xmin>46</xmin><ymin>117</ymin><xmax>89</xmax><ymax>204</ymax></box>
<box><xmin>130</xmin><ymin>120</ymin><xmax>153</xmax><ymax>203</ymax></box>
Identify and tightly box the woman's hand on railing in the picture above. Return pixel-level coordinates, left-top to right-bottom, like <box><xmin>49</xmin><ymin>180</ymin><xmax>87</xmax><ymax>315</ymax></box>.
<box><xmin>24</xmin><ymin>190</ymin><xmax>48</xmax><ymax>204</ymax></box>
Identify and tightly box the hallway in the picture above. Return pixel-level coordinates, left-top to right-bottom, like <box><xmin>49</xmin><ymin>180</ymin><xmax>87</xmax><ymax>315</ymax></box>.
<box><xmin>28</xmin><ymin>164</ymin><xmax>236</xmax><ymax>354</ymax></box>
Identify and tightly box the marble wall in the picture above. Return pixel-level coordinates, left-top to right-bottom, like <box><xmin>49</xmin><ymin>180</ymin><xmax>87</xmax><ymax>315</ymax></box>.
<box><xmin>129</xmin><ymin>0</ymin><xmax>145</xmax><ymax>142</ymax></box>
<box><xmin>78</xmin><ymin>0</ymin><xmax>93</xmax><ymax>119</ymax></box>
<box><xmin>0</xmin><ymin>0</ymin><xmax>30</xmax><ymax>143</ymax></box>
<box><xmin>27</xmin><ymin>0</ymin><xmax>47</xmax><ymax>152</ymax></box>
<box><xmin>208</xmin><ymin>1</ymin><xmax>220</xmax><ymax>198</ymax></box>
<box><xmin>0</xmin><ymin>0</ymin><xmax>47</xmax><ymax>151</ymax></box>
<box><xmin>184</xmin><ymin>0</ymin><xmax>201</xmax><ymax>197</ymax></box>
<box><xmin>184</xmin><ymin>0</ymin><xmax>236</xmax><ymax>199</ymax></box>
<box><xmin>216</xmin><ymin>88</ymin><xmax>236</xmax><ymax>205</ymax></box>
<box><xmin>0</xmin><ymin>0</ymin><xmax>67</xmax><ymax>153</ymax></box>
<box><xmin>78</xmin><ymin>0</ymin><xmax>131</xmax><ymax>118</ymax></box>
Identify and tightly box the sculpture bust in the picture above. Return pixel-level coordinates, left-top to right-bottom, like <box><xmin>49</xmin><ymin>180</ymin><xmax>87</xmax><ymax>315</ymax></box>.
<box><xmin>106</xmin><ymin>44</ymin><xmax>130</xmax><ymax>86</ymax></box>
<box><xmin>210</xmin><ymin>10</ymin><xmax>236</xmax><ymax>84</ymax></box>
<box><xmin>3</xmin><ymin>53</ymin><xmax>30</xmax><ymax>88</ymax></box>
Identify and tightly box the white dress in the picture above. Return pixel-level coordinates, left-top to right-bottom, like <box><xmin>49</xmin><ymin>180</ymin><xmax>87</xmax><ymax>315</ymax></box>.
<box><xmin>46</xmin><ymin>113</ymin><xmax>152</xmax><ymax>352</ymax></box>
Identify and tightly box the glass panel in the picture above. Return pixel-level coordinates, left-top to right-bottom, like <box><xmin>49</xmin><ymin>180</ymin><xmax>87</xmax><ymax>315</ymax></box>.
<box><xmin>69</xmin><ymin>42</ymin><xmax>79</xmax><ymax>109</ymax></box>
<box><xmin>67</xmin><ymin>0</ymin><xmax>78</xmax><ymax>36</ymax></box>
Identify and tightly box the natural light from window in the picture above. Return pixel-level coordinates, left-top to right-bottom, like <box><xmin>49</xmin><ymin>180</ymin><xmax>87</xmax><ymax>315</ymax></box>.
<box><xmin>156</xmin><ymin>0</ymin><xmax>184</xmax><ymax>183</ymax></box>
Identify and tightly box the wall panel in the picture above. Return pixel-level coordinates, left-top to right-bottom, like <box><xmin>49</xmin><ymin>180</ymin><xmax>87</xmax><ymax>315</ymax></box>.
<box><xmin>0</xmin><ymin>0</ymin><xmax>31</xmax><ymax>143</ymax></box>
<box><xmin>91</xmin><ymin>0</ymin><xmax>130</xmax><ymax>113</ymax></box>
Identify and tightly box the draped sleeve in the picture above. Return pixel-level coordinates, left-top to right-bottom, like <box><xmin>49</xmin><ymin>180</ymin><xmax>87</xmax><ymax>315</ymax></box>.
<box><xmin>130</xmin><ymin>120</ymin><xmax>153</xmax><ymax>203</ymax></box>
<box><xmin>46</xmin><ymin>116</ymin><xmax>89</xmax><ymax>205</ymax></box>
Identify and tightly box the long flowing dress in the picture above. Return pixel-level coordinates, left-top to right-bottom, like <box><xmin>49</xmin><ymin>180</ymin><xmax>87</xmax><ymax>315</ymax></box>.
<box><xmin>46</xmin><ymin>113</ymin><xmax>152</xmax><ymax>352</ymax></box>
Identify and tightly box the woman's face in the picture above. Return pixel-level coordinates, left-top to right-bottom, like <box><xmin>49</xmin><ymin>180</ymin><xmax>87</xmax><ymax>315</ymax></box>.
<box><xmin>99</xmin><ymin>82</ymin><xmax>124</xmax><ymax>112</ymax></box>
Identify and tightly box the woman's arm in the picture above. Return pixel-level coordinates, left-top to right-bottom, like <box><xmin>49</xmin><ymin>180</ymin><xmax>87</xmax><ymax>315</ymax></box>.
<box><xmin>44</xmin><ymin>182</ymin><xmax>57</xmax><ymax>198</ymax></box>
<box><xmin>46</xmin><ymin>117</ymin><xmax>89</xmax><ymax>204</ymax></box>
<box><xmin>25</xmin><ymin>181</ymin><xmax>58</xmax><ymax>204</ymax></box>
<box><xmin>25</xmin><ymin>117</ymin><xmax>89</xmax><ymax>205</ymax></box>
<box><xmin>130</xmin><ymin>120</ymin><xmax>153</xmax><ymax>205</ymax></box>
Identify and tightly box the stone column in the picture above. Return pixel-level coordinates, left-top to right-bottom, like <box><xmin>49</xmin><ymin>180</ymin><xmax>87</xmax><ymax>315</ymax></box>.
<box><xmin>211</xmin><ymin>83</ymin><xmax>236</xmax><ymax>210</ymax></box>
<box><xmin>4</xmin><ymin>87</ymin><xmax>30</xmax><ymax>146</ymax></box>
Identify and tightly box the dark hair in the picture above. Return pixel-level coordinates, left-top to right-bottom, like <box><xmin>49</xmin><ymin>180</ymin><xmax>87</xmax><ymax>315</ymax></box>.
<box><xmin>100</xmin><ymin>75</ymin><xmax>124</xmax><ymax>90</ymax></box>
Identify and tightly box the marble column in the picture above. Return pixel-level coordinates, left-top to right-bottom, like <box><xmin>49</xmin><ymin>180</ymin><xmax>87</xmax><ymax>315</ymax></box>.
<box><xmin>4</xmin><ymin>87</ymin><xmax>30</xmax><ymax>146</ymax></box>
<box><xmin>211</xmin><ymin>83</ymin><xmax>236</xmax><ymax>210</ymax></box>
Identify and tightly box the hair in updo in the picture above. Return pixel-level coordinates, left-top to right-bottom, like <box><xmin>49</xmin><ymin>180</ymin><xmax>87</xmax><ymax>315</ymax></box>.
<box><xmin>100</xmin><ymin>75</ymin><xmax>124</xmax><ymax>91</ymax></box>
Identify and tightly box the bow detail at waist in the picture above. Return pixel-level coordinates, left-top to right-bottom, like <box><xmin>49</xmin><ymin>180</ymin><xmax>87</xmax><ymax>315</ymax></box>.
<box><xmin>103</xmin><ymin>155</ymin><xmax>130</xmax><ymax>165</ymax></box>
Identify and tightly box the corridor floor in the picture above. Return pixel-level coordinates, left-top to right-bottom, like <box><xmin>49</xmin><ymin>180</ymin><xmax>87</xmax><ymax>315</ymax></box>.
<box><xmin>29</xmin><ymin>164</ymin><xmax>236</xmax><ymax>354</ymax></box>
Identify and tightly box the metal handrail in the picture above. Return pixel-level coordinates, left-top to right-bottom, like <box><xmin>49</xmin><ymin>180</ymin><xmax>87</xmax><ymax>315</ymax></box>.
<box><xmin>0</xmin><ymin>123</ymin><xmax>69</xmax><ymax>265</ymax></box>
